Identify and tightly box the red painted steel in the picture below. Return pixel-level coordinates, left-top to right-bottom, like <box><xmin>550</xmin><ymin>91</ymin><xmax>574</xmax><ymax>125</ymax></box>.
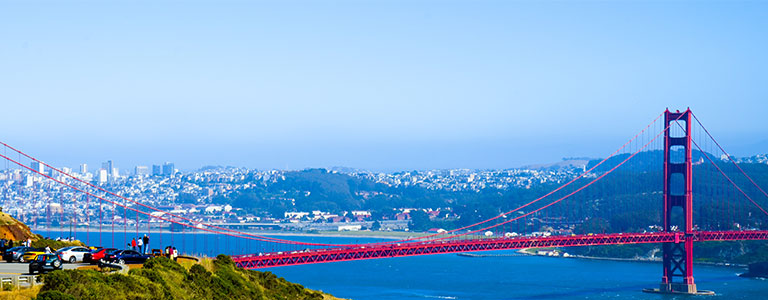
<box><xmin>661</xmin><ymin>109</ymin><xmax>695</xmax><ymax>288</ymax></box>
<box><xmin>232</xmin><ymin>230</ymin><xmax>768</xmax><ymax>269</ymax></box>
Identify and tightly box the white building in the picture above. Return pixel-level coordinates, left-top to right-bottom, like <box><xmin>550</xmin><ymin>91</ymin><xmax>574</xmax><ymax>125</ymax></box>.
<box><xmin>135</xmin><ymin>166</ymin><xmax>150</xmax><ymax>176</ymax></box>
<box><xmin>338</xmin><ymin>225</ymin><xmax>362</xmax><ymax>231</ymax></box>
<box><xmin>285</xmin><ymin>212</ymin><xmax>310</xmax><ymax>219</ymax></box>
<box><xmin>30</xmin><ymin>161</ymin><xmax>44</xmax><ymax>174</ymax></box>
<box><xmin>97</xmin><ymin>169</ymin><xmax>108</xmax><ymax>184</ymax></box>
<box><xmin>351</xmin><ymin>211</ymin><xmax>371</xmax><ymax>217</ymax></box>
<box><xmin>205</xmin><ymin>205</ymin><xmax>224</xmax><ymax>213</ymax></box>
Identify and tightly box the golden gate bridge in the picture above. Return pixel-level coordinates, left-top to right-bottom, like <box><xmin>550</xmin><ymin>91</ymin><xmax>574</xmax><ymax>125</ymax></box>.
<box><xmin>1</xmin><ymin>108</ymin><xmax>768</xmax><ymax>295</ymax></box>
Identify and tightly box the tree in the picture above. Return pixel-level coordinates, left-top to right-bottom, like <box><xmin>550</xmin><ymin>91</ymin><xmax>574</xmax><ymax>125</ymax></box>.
<box><xmin>177</xmin><ymin>192</ymin><xmax>198</xmax><ymax>204</ymax></box>
<box><xmin>574</xmin><ymin>218</ymin><xmax>611</xmax><ymax>234</ymax></box>
<box><xmin>409</xmin><ymin>210</ymin><xmax>431</xmax><ymax>231</ymax></box>
<box><xmin>371</xmin><ymin>221</ymin><xmax>381</xmax><ymax>231</ymax></box>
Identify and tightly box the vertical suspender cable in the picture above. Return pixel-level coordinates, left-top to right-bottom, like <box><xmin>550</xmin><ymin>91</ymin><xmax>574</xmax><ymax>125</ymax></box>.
<box><xmin>112</xmin><ymin>203</ymin><xmax>115</xmax><ymax>248</ymax></box>
<box><xmin>99</xmin><ymin>196</ymin><xmax>102</xmax><ymax>247</ymax></box>
<box><xmin>123</xmin><ymin>196</ymin><xmax>127</xmax><ymax>248</ymax></box>
<box><xmin>86</xmin><ymin>195</ymin><xmax>90</xmax><ymax>246</ymax></box>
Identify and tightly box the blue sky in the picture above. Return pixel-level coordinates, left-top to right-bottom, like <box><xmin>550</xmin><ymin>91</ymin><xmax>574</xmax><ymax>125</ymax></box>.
<box><xmin>1</xmin><ymin>0</ymin><xmax>767</xmax><ymax>171</ymax></box>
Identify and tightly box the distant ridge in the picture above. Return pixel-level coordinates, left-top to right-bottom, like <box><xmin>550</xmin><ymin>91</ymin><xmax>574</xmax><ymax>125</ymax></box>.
<box><xmin>522</xmin><ymin>158</ymin><xmax>592</xmax><ymax>171</ymax></box>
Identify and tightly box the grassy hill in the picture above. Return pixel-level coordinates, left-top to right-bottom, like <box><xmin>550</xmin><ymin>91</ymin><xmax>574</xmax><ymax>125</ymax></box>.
<box><xmin>34</xmin><ymin>255</ymin><xmax>342</xmax><ymax>300</ymax></box>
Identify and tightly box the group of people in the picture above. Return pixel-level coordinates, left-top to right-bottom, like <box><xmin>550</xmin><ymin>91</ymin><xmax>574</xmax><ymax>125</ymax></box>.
<box><xmin>129</xmin><ymin>234</ymin><xmax>151</xmax><ymax>254</ymax></box>
<box><xmin>0</xmin><ymin>237</ymin><xmax>32</xmax><ymax>249</ymax></box>
<box><xmin>164</xmin><ymin>246</ymin><xmax>179</xmax><ymax>260</ymax></box>
<box><xmin>127</xmin><ymin>235</ymin><xmax>182</xmax><ymax>261</ymax></box>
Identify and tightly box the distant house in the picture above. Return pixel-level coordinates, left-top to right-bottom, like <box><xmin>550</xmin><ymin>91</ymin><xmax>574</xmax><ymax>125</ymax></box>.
<box><xmin>337</xmin><ymin>225</ymin><xmax>362</xmax><ymax>231</ymax></box>
<box><xmin>284</xmin><ymin>212</ymin><xmax>310</xmax><ymax>219</ymax></box>
<box><xmin>170</xmin><ymin>209</ymin><xmax>187</xmax><ymax>214</ymax></box>
<box><xmin>205</xmin><ymin>205</ymin><xmax>224</xmax><ymax>213</ymax></box>
<box><xmin>395</xmin><ymin>213</ymin><xmax>410</xmax><ymax>221</ymax></box>
<box><xmin>351</xmin><ymin>210</ymin><xmax>371</xmax><ymax>217</ymax></box>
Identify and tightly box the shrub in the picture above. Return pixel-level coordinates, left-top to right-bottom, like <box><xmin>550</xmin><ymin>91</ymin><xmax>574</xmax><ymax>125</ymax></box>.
<box><xmin>35</xmin><ymin>290</ymin><xmax>76</xmax><ymax>300</ymax></box>
<box><xmin>38</xmin><ymin>255</ymin><xmax>332</xmax><ymax>300</ymax></box>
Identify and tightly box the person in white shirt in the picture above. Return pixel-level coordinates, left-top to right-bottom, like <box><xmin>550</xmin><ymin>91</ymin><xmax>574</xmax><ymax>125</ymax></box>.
<box><xmin>137</xmin><ymin>237</ymin><xmax>144</xmax><ymax>253</ymax></box>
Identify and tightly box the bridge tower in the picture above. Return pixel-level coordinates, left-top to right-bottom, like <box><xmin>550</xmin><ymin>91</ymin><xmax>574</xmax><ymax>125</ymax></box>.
<box><xmin>660</xmin><ymin>108</ymin><xmax>697</xmax><ymax>294</ymax></box>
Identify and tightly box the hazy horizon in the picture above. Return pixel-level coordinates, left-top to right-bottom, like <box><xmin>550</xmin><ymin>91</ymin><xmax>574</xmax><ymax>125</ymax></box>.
<box><xmin>2</xmin><ymin>1</ymin><xmax>767</xmax><ymax>172</ymax></box>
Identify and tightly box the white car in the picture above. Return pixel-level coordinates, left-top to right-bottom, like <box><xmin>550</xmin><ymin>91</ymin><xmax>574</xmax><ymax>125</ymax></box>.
<box><xmin>57</xmin><ymin>246</ymin><xmax>92</xmax><ymax>263</ymax></box>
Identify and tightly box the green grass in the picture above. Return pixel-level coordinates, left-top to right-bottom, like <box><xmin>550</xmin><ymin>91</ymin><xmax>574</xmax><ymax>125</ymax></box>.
<box><xmin>35</xmin><ymin>255</ymin><xmax>339</xmax><ymax>300</ymax></box>
<box><xmin>0</xmin><ymin>285</ymin><xmax>40</xmax><ymax>300</ymax></box>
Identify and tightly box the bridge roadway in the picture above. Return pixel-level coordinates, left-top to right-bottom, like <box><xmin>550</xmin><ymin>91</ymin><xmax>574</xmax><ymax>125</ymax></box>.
<box><xmin>232</xmin><ymin>230</ymin><xmax>768</xmax><ymax>269</ymax></box>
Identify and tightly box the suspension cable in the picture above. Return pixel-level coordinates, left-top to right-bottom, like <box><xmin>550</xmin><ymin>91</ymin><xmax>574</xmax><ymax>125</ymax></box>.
<box><xmin>426</xmin><ymin>112</ymin><xmax>677</xmax><ymax>241</ymax></box>
<box><xmin>671</xmin><ymin>120</ymin><xmax>768</xmax><ymax>217</ymax></box>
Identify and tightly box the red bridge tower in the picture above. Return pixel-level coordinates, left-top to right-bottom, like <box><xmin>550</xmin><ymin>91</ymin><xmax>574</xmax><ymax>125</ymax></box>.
<box><xmin>660</xmin><ymin>108</ymin><xmax>697</xmax><ymax>294</ymax></box>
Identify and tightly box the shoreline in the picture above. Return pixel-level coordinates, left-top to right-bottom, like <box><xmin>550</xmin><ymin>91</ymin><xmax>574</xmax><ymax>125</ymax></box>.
<box><xmin>33</xmin><ymin>227</ymin><xmax>421</xmax><ymax>240</ymax></box>
<box><xmin>514</xmin><ymin>248</ymin><xmax>748</xmax><ymax>269</ymax></box>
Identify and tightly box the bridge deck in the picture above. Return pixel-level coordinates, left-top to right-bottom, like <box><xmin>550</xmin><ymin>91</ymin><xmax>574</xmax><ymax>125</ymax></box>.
<box><xmin>232</xmin><ymin>230</ymin><xmax>768</xmax><ymax>269</ymax></box>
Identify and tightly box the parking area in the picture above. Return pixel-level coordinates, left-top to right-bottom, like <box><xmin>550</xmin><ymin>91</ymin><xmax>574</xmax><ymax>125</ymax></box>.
<box><xmin>0</xmin><ymin>260</ymin><xmax>87</xmax><ymax>275</ymax></box>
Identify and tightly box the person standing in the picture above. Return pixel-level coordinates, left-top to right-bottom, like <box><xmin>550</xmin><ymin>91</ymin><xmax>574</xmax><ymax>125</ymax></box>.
<box><xmin>142</xmin><ymin>234</ymin><xmax>149</xmax><ymax>254</ymax></box>
<box><xmin>137</xmin><ymin>236</ymin><xmax>143</xmax><ymax>253</ymax></box>
<box><xmin>131</xmin><ymin>238</ymin><xmax>137</xmax><ymax>251</ymax></box>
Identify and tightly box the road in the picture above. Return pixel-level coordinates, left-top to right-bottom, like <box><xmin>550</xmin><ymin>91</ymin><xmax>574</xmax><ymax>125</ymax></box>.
<box><xmin>0</xmin><ymin>260</ymin><xmax>87</xmax><ymax>275</ymax></box>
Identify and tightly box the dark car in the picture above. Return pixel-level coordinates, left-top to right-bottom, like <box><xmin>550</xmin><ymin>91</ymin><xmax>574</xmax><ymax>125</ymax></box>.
<box><xmin>29</xmin><ymin>253</ymin><xmax>63</xmax><ymax>274</ymax></box>
<box><xmin>104</xmin><ymin>250</ymin><xmax>151</xmax><ymax>264</ymax></box>
<box><xmin>2</xmin><ymin>246</ymin><xmax>22</xmax><ymax>261</ymax></box>
<box><xmin>3</xmin><ymin>246</ymin><xmax>39</xmax><ymax>262</ymax></box>
<box><xmin>84</xmin><ymin>248</ymin><xmax>118</xmax><ymax>264</ymax></box>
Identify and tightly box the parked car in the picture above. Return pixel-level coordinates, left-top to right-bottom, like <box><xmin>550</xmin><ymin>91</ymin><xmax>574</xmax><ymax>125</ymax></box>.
<box><xmin>57</xmin><ymin>246</ymin><xmax>92</xmax><ymax>263</ymax></box>
<box><xmin>3</xmin><ymin>246</ymin><xmax>23</xmax><ymax>262</ymax></box>
<box><xmin>104</xmin><ymin>249</ymin><xmax>151</xmax><ymax>264</ymax></box>
<box><xmin>22</xmin><ymin>249</ymin><xmax>49</xmax><ymax>262</ymax></box>
<box><xmin>84</xmin><ymin>248</ymin><xmax>117</xmax><ymax>264</ymax></box>
<box><xmin>22</xmin><ymin>246</ymin><xmax>60</xmax><ymax>262</ymax></box>
<box><xmin>28</xmin><ymin>253</ymin><xmax>63</xmax><ymax>274</ymax></box>
<box><xmin>4</xmin><ymin>247</ymin><xmax>39</xmax><ymax>262</ymax></box>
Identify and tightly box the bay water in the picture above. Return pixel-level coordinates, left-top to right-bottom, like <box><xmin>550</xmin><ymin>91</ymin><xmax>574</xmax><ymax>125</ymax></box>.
<box><xmin>38</xmin><ymin>229</ymin><xmax>768</xmax><ymax>299</ymax></box>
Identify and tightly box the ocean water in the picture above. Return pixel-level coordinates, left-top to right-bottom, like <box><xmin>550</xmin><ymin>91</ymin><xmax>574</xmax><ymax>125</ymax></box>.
<box><xmin>38</xmin><ymin>230</ymin><xmax>768</xmax><ymax>299</ymax></box>
<box><xmin>269</xmin><ymin>252</ymin><xmax>768</xmax><ymax>300</ymax></box>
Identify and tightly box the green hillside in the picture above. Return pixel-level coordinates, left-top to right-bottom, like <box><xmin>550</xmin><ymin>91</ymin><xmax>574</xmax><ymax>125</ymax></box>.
<box><xmin>35</xmin><ymin>256</ymin><xmax>341</xmax><ymax>300</ymax></box>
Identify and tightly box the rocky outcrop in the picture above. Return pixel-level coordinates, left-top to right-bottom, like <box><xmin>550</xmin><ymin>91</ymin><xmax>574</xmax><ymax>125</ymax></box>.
<box><xmin>0</xmin><ymin>211</ymin><xmax>36</xmax><ymax>241</ymax></box>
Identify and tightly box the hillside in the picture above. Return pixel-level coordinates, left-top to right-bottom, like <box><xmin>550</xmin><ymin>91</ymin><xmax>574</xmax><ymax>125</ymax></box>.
<box><xmin>35</xmin><ymin>255</ymin><xmax>342</xmax><ymax>300</ymax></box>
<box><xmin>0</xmin><ymin>210</ymin><xmax>36</xmax><ymax>242</ymax></box>
<box><xmin>0</xmin><ymin>215</ymin><xmax>340</xmax><ymax>300</ymax></box>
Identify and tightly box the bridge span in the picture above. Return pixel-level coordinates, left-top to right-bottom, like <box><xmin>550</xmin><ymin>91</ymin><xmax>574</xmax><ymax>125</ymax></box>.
<box><xmin>3</xmin><ymin>108</ymin><xmax>768</xmax><ymax>295</ymax></box>
<box><xmin>232</xmin><ymin>230</ymin><xmax>768</xmax><ymax>269</ymax></box>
